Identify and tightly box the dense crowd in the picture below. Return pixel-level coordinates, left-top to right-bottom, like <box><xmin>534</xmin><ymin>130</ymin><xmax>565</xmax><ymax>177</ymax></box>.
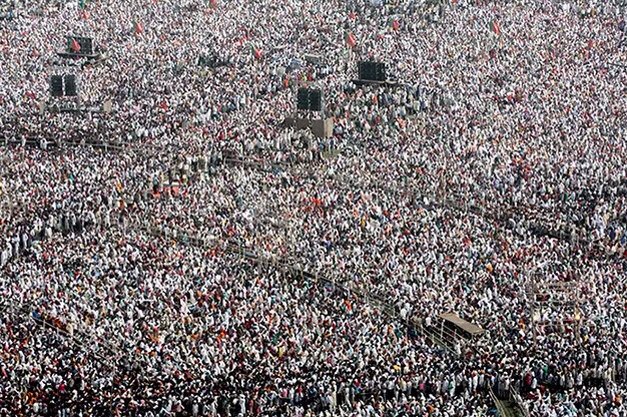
<box><xmin>1</xmin><ymin>0</ymin><xmax>626</xmax><ymax>415</ymax></box>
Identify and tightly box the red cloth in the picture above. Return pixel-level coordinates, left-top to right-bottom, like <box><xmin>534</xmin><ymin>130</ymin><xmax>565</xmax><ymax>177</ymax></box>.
<box><xmin>492</xmin><ymin>20</ymin><xmax>501</xmax><ymax>36</ymax></box>
<box><xmin>346</xmin><ymin>32</ymin><xmax>357</xmax><ymax>48</ymax></box>
<box><xmin>70</xmin><ymin>38</ymin><xmax>81</xmax><ymax>53</ymax></box>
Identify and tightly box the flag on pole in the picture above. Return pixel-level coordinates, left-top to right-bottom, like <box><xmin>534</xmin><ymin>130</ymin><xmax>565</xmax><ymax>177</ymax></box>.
<box><xmin>69</xmin><ymin>38</ymin><xmax>81</xmax><ymax>53</ymax></box>
<box><xmin>392</xmin><ymin>19</ymin><xmax>400</xmax><ymax>31</ymax></box>
<box><xmin>346</xmin><ymin>32</ymin><xmax>357</xmax><ymax>48</ymax></box>
<box><xmin>491</xmin><ymin>19</ymin><xmax>501</xmax><ymax>36</ymax></box>
<box><xmin>134</xmin><ymin>22</ymin><xmax>144</xmax><ymax>35</ymax></box>
<box><xmin>209</xmin><ymin>0</ymin><xmax>218</xmax><ymax>8</ymax></box>
<box><xmin>78</xmin><ymin>0</ymin><xmax>86</xmax><ymax>9</ymax></box>
<box><xmin>348</xmin><ymin>11</ymin><xmax>357</xmax><ymax>20</ymax></box>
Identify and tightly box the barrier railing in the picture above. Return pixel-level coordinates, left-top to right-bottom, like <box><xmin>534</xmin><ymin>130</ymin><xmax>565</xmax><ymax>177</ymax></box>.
<box><xmin>129</xmin><ymin>218</ymin><xmax>469</xmax><ymax>357</ymax></box>
<box><xmin>509</xmin><ymin>387</ymin><xmax>531</xmax><ymax>417</ymax></box>
<box><xmin>0</xmin><ymin>298</ymin><xmax>122</xmax><ymax>370</ymax></box>
<box><xmin>488</xmin><ymin>385</ymin><xmax>514</xmax><ymax>417</ymax></box>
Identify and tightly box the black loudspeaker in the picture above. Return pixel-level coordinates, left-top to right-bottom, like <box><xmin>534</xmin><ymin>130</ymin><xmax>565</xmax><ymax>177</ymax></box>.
<box><xmin>309</xmin><ymin>89</ymin><xmax>322</xmax><ymax>111</ymax></box>
<box><xmin>64</xmin><ymin>75</ymin><xmax>77</xmax><ymax>96</ymax></box>
<box><xmin>297</xmin><ymin>88</ymin><xmax>310</xmax><ymax>110</ymax></box>
<box><xmin>50</xmin><ymin>74</ymin><xmax>78</xmax><ymax>97</ymax></box>
<box><xmin>375</xmin><ymin>63</ymin><xmax>386</xmax><ymax>81</ymax></box>
<box><xmin>198</xmin><ymin>54</ymin><xmax>227</xmax><ymax>68</ymax></box>
<box><xmin>358</xmin><ymin>61</ymin><xmax>386</xmax><ymax>82</ymax></box>
<box><xmin>358</xmin><ymin>61</ymin><xmax>376</xmax><ymax>81</ymax></box>
<box><xmin>50</xmin><ymin>75</ymin><xmax>64</xmax><ymax>97</ymax></box>
<box><xmin>296</xmin><ymin>88</ymin><xmax>323</xmax><ymax>111</ymax></box>
<box><xmin>82</xmin><ymin>38</ymin><xmax>93</xmax><ymax>55</ymax></box>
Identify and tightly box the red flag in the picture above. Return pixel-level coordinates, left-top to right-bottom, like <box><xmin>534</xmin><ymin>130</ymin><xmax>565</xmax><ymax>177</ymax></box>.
<box><xmin>348</xmin><ymin>11</ymin><xmax>357</xmax><ymax>20</ymax></box>
<box><xmin>392</xmin><ymin>19</ymin><xmax>400</xmax><ymax>31</ymax></box>
<box><xmin>134</xmin><ymin>22</ymin><xmax>144</xmax><ymax>35</ymax></box>
<box><xmin>70</xmin><ymin>38</ymin><xmax>81</xmax><ymax>53</ymax></box>
<box><xmin>210</xmin><ymin>0</ymin><xmax>217</xmax><ymax>7</ymax></box>
<box><xmin>491</xmin><ymin>20</ymin><xmax>501</xmax><ymax>36</ymax></box>
<box><xmin>253</xmin><ymin>48</ymin><xmax>263</xmax><ymax>60</ymax></box>
<box><xmin>159</xmin><ymin>100</ymin><xmax>168</xmax><ymax>111</ymax></box>
<box><xmin>346</xmin><ymin>32</ymin><xmax>357</xmax><ymax>48</ymax></box>
<box><xmin>217</xmin><ymin>329</ymin><xmax>227</xmax><ymax>342</ymax></box>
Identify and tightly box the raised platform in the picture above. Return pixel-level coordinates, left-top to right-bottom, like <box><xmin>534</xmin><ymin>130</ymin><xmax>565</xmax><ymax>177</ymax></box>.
<box><xmin>42</xmin><ymin>101</ymin><xmax>111</xmax><ymax>115</ymax></box>
<box><xmin>56</xmin><ymin>51</ymin><xmax>102</xmax><ymax>60</ymax></box>
<box><xmin>283</xmin><ymin>116</ymin><xmax>334</xmax><ymax>138</ymax></box>
<box><xmin>439</xmin><ymin>312</ymin><xmax>485</xmax><ymax>338</ymax></box>
<box><xmin>352</xmin><ymin>79</ymin><xmax>400</xmax><ymax>88</ymax></box>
